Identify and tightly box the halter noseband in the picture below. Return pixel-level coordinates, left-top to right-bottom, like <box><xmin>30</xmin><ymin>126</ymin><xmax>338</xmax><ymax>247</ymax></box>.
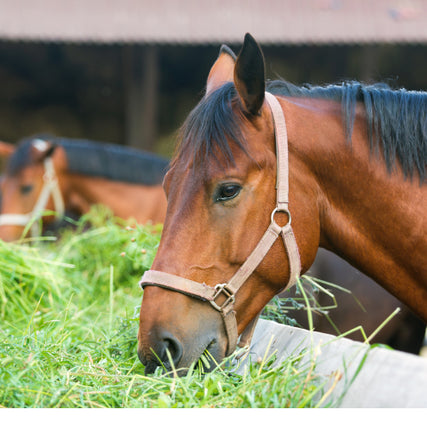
<box><xmin>0</xmin><ymin>156</ymin><xmax>65</xmax><ymax>237</ymax></box>
<box><xmin>139</xmin><ymin>92</ymin><xmax>301</xmax><ymax>356</ymax></box>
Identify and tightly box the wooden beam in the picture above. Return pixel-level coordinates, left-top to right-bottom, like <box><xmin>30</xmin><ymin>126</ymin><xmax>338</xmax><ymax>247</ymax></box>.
<box><xmin>123</xmin><ymin>45</ymin><xmax>158</xmax><ymax>151</ymax></box>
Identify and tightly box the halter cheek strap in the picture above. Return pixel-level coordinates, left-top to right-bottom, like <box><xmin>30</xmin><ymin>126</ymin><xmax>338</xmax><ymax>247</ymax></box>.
<box><xmin>140</xmin><ymin>92</ymin><xmax>301</xmax><ymax>356</ymax></box>
<box><xmin>0</xmin><ymin>157</ymin><xmax>65</xmax><ymax>237</ymax></box>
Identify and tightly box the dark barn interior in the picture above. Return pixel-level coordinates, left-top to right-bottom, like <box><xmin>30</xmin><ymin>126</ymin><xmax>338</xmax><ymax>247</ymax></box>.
<box><xmin>1</xmin><ymin>42</ymin><xmax>427</xmax><ymax>159</ymax></box>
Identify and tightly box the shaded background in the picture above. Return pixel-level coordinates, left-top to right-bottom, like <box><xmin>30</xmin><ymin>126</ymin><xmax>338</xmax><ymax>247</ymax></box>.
<box><xmin>1</xmin><ymin>0</ymin><xmax>427</xmax><ymax>158</ymax></box>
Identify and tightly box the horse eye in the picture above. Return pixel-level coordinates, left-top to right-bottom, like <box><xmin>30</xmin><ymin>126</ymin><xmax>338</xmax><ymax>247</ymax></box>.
<box><xmin>215</xmin><ymin>183</ymin><xmax>242</xmax><ymax>202</ymax></box>
<box><xmin>20</xmin><ymin>184</ymin><xmax>34</xmax><ymax>195</ymax></box>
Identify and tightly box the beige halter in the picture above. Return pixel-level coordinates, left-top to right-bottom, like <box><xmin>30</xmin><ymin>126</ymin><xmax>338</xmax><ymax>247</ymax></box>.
<box><xmin>140</xmin><ymin>92</ymin><xmax>301</xmax><ymax>355</ymax></box>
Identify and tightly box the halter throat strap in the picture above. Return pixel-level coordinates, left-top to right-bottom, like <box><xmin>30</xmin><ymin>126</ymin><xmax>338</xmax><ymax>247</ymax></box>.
<box><xmin>140</xmin><ymin>92</ymin><xmax>301</xmax><ymax>356</ymax></box>
<box><xmin>0</xmin><ymin>157</ymin><xmax>65</xmax><ymax>237</ymax></box>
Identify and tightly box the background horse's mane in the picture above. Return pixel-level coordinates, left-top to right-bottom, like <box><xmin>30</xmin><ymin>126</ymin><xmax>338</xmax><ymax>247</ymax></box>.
<box><xmin>9</xmin><ymin>137</ymin><xmax>169</xmax><ymax>186</ymax></box>
<box><xmin>175</xmin><ymin>80</ymin><xmax>427</xmax><ymax>181</ymax></box>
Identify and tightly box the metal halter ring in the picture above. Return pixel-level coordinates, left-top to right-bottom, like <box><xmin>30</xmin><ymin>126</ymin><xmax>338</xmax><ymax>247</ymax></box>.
<box><xmin>270</xmin><ymin>207</ymin><xmax>292</xmax><ymax>228</ymax></box>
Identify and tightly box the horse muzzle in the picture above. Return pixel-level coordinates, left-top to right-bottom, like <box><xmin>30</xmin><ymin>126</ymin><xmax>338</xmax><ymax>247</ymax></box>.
<box><xmin>137</xmin><ymin>286</ymin><xmax>228</xmax><ymax>375</ymax></box>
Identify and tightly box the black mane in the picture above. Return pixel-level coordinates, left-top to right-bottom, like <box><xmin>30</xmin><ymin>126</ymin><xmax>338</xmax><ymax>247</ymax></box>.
<box><xmin>175</xmin><ymin>80</ymin><xmax>427</xmax><ymax>182</ymax></box>
<box><xmin>173</xmin><ymin>82</ymin><xmax>248</xmax><ymax>170</ymax></box>
<box><xmin>8</xmin><ymin>137</ymin><xmax>169</xmax><ymax>186</ymax></box>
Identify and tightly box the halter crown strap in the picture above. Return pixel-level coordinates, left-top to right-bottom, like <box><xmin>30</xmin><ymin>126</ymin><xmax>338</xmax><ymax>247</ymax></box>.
<box><xmin>31</xmin><ymin>157</ymin><xmax>65</xmax><ymax>220</ymax></box>
<box><xmin>265</xmin><ymin>92</ymin><xmax>301</xmax><ymax>287</ymax></box>
<box><xmin>140</xmin><ymin>92</ymin><xmax>301</xmax><ymax>356</ymax></box>
<box><xmin>265</xmin><ymin>92</ymin><xmax>290</xmax><ymax>210</ymax></box>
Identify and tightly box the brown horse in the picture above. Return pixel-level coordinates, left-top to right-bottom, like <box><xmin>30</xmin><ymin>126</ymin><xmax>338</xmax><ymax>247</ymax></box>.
<box><xmin>2</xmin><ymin>138</ymin><xmax>423</xmax><ymax>357</ymax></box>
<box><xmin>0</xmin><ymin>136</ymin><xmax>168</xmax><ymax>241</ymax></box>
<box><xmin>138</xmin><ymin>33</ymin><xmax>426</xmax><ymax>374</ymax></box>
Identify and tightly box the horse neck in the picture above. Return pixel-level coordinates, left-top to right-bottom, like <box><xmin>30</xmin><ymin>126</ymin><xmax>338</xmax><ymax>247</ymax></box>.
<box><xmin>64</xmin><ymin>172</ymin><xmax>167</xmax><ymax>224</ymax></box>
<box><xmin>285</xmin><ymin>98</ymin><xmax>427</xmax><ymax>320</ymax></box>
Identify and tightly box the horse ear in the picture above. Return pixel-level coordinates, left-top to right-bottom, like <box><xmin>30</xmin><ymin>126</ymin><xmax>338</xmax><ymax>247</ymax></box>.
<box><xmin>234</xmin><ymin>33</ymin><xmax>265</xmax><ymax>115</ymax></box>
<box><xmin>30</xmin><ymin>139</ymin><xmax>57</xmax><ymax>162</ymax></box>
<box><xmin>0</xmin><ymin>141</ymin><xmax>15</xmax><ymax>158</ymax></box>
<box><xmin>206</xmin><ymin>45</ymin><xmax>237</xmax><ymax>96</ymax></box>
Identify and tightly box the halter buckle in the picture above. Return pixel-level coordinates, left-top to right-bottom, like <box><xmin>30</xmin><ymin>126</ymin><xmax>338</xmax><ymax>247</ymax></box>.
<box><xmin>210</xmin><ymin>283</ymin><xmax>235</xmax><ymax>312</ymax></box>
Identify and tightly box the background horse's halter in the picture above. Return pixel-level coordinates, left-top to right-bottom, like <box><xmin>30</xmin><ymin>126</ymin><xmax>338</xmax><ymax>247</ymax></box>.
<box><xmin>0</xmin><ymin>157</ymin><xmax>65</xmax><ymax>237</ymax></box>
<box><xmin>140</xmin><ymin>92</ymin><xmax>301</xmax><ymax>356</ymax></box>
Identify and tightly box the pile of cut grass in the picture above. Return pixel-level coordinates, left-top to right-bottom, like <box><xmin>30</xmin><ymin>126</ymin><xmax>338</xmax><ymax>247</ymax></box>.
<box><xmin>0</xmin><ymin>206</ymin><xmax>341</xmax><ymax>408</ymax></box>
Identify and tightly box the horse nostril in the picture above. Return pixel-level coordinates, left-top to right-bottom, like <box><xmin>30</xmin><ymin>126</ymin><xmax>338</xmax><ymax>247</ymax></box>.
<box><xmin>163</xmin><ymin>335</ymin><xmax>183</xmax><ymax>368</ymax></box>
<box><xmin>140</xmin><ymin>330</ymin><xmax>183</xmax><ymax>374</ymax></box>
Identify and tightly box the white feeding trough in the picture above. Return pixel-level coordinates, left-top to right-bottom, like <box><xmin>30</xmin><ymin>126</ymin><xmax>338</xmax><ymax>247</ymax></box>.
<box><xmin>235</xmin><ymin>319</ymin><xmax>427</xmax><ymax>408</ymax></box>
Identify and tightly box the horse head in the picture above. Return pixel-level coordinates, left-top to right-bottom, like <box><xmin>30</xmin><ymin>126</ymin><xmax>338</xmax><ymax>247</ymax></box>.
<box><xmin>0</xmin><ymin>138</ymin><xmax>66</xmax><ymax>241</ymax></box>
<box><xmin>138</xmin><ymin>34</ymin><xmax>321</xmax><ymax>374</ymax></box>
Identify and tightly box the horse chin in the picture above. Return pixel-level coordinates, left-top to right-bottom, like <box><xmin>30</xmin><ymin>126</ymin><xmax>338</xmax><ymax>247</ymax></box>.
<box><xmin>179</xmin><ymin>337</ymin><xmax>228</xmax><ymax>375</ymax></box>
<box><xmin>0</xmin><ymin>225</ymin><xmax>23</xmax><ymax>242</ymax></box>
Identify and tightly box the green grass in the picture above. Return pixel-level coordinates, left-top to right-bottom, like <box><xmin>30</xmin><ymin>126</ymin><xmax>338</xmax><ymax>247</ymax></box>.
<box><xmin>0</xmin><ymin>206</ymin><xmax>342</xmax><ymax>408</ymax></box>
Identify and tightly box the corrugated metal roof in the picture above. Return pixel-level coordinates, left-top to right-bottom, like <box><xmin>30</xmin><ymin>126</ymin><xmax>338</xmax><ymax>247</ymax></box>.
<box><xmin>1</xmin><ymin>0</ymin><xmax>427</xmax><ymax>44</ymax></box>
